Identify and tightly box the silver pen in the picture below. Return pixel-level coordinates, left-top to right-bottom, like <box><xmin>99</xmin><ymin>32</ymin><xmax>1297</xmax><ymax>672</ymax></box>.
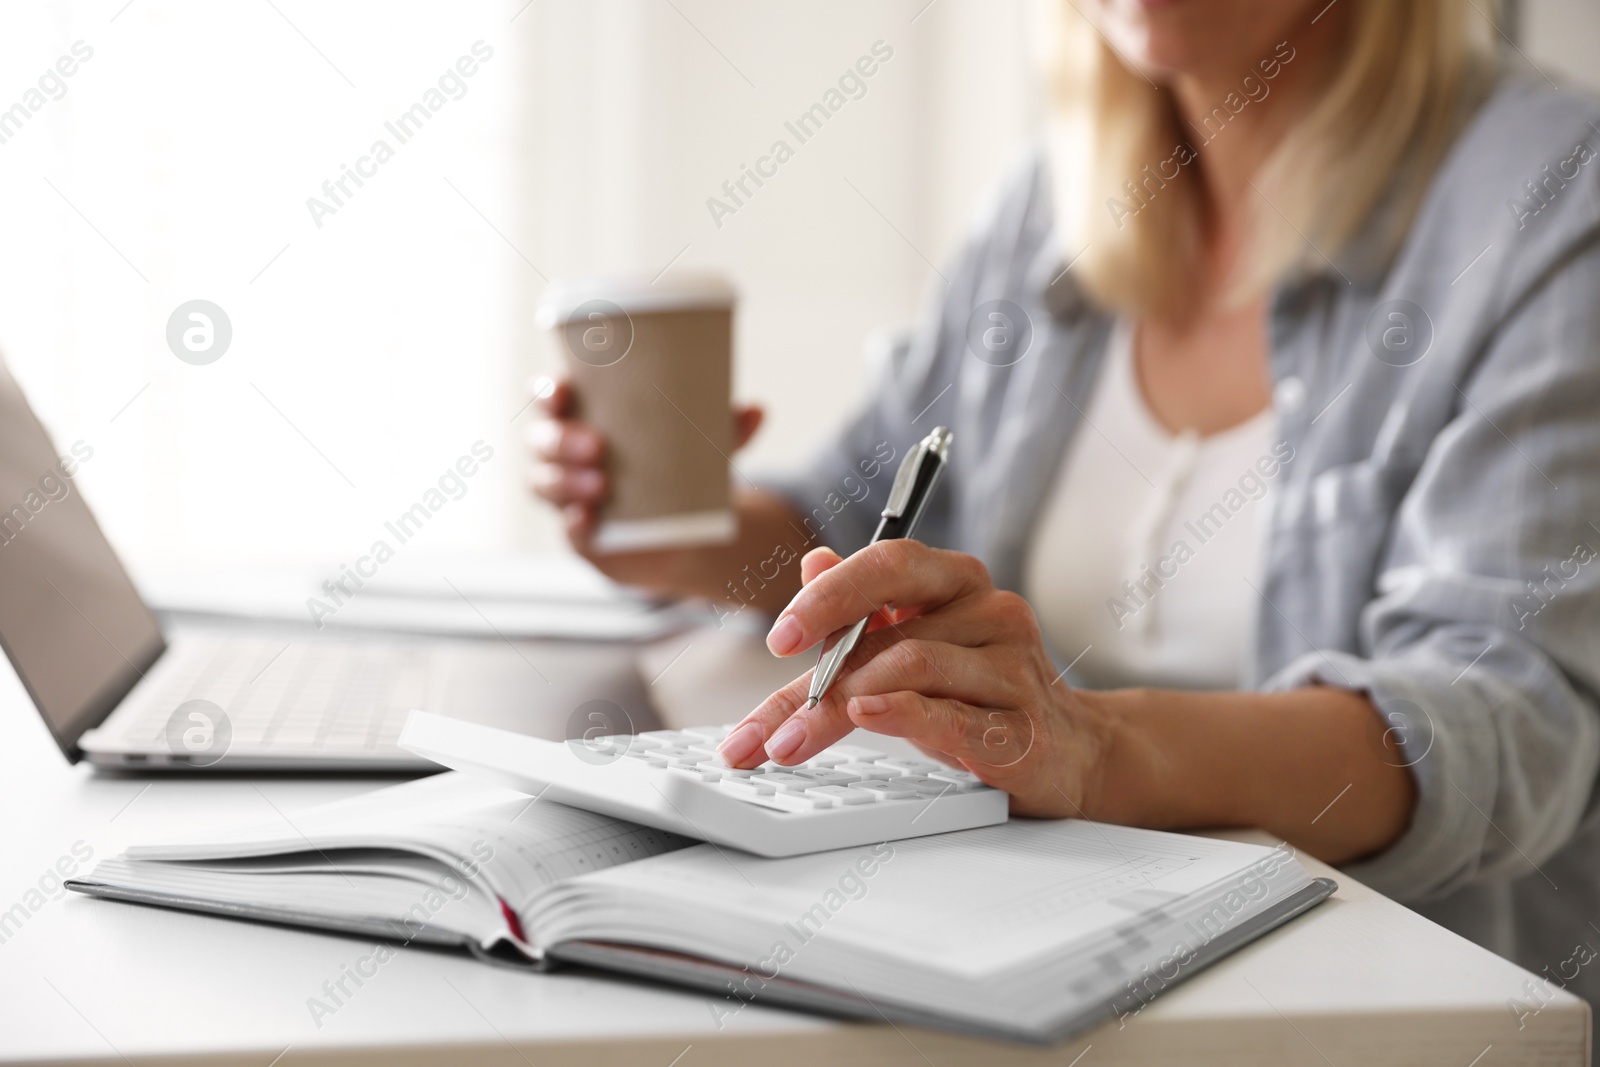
<box><xmin>805</xmin><ymin>426</ymin><xmax>953</xmax><ymax>709</ymax></box>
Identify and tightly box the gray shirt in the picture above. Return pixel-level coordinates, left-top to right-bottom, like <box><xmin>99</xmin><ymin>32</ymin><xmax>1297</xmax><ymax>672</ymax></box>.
<box><xmin>765</xmin><ymin>69</ymin><xmax>1600</xmax><ymax>1022</ymax></box>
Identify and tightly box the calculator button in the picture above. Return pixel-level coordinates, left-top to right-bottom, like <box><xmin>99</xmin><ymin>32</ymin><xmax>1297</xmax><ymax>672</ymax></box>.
<box><xmin>894</xmin><ymin>775</ymin><xmax>952</xmax><ymax>797</ymax></box>
<box><xmin>928</xmin><ymin>769</ymin><xmax>985</xmax><ymax>792</ymax></box>
<box><xmin>849</xmin><ymin>781</ymin><xmax>919</xmax><ymax>801</ymax></box>
<box><xmin>829</xmin><ymin>744</ymin><xmax>887</xmax><ymax>762</ymax></box>
<box><xmin>640</xmin><ymin>731</ymin><xmax>699</xmax><ymax>746</ymax></box>
<box><xmin>719</xmin><ymin>778</ymin><xmax>777</xmax><ymax>799</ymax></box>
<box><xmin>807</xmin><ymin>785</ymin><xmax>873</xmax><ymax>806</ymax></box>
<box><xmin>757</xmin><ymin>772</ymin><xmax>816</xmax><ymax>794</ymax></box>
<box><xmin>876</xmin><ymin>757</ymin><xmax>942</xmax><ymax>774</ymax></box>
<box><xmin>792</xmin><ymin>768</ymin><xmax>861</xmax><ymax>788</ymax></box>
<box><xmin>765</xmin><ymin>791</ymin><xmax>836</xmax><ymax>811</ymax></box>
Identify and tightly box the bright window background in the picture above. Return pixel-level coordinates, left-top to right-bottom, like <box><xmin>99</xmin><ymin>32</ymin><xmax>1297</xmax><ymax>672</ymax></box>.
<box><xmin>0</xmin><ymin>2</ymin><xmax>523</xmax><ymax>574</ymax></box>
<box><xmin>0</xmin><ymin>1</ymin><xmax>1591</xmax><ymax>576</ymax></box>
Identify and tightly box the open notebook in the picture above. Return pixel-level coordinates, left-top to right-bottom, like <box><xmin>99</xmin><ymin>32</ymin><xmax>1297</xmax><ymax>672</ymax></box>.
<box><xmin>67</xmin><ymin>772</ymin><xmax>1334</xmax><ymax>1043</ymax></box>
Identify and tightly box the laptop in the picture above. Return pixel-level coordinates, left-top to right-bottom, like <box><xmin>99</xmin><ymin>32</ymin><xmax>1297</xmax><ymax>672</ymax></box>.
<box><xmin>0</xmin><ymin>357</ymin><xmax>660</xmax><ymax>770</ymax></box>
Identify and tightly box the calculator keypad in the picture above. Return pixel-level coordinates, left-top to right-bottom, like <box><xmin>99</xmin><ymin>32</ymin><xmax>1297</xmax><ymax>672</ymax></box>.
<box><xmin>571</xmin><ymin>727</ymin><xmax>994</xmax><ymax>812</ymax></box>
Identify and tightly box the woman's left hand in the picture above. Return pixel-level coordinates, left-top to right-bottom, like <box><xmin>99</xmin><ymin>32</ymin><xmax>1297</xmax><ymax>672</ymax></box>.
<box><xmin>715</xmin><ymin>541</ymin><xmax>1120</xmax><ymax>818</ymax></box>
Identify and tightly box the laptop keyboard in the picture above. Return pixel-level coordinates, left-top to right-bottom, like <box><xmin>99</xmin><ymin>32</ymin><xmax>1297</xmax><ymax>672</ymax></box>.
<box><xmin>121</xmin><ymin>639</ymin><xmax>441</xmax><ymax>753</ymax></box>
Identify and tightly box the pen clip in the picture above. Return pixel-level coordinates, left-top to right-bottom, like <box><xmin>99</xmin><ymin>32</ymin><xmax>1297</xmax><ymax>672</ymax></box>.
<box><xmin>883</xmin><ymin>426</ymin><xmax>951</xmax><ymax>519</ymax></box>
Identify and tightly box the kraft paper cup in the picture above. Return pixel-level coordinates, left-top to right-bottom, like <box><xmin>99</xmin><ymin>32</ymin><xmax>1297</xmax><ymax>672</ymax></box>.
<box><xmin>536</xmin><ymin>273</ymin><xmax>737</xmax><ymax>554</ymax></box>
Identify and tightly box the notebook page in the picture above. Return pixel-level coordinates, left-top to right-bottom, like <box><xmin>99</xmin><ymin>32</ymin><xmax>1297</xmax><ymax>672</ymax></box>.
<box><xmin>535</xmin><ymin>819</ymin><xmax>1296</xmax><ymax>981</ymax></box>
<box><xmin>124</xmin><ymin>773</ymin><xmax>692</xmax><ymax>929</ymax></box>
<box><xmin>81</xmin><ymin>853</ymin><xmax>508</xmax><ymax>946</ymax></box>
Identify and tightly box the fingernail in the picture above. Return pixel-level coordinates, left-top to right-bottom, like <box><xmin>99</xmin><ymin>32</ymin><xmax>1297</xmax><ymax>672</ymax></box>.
<box><xmin>765</xmin><ymin>718</ymin><xmax>806</xmax><ymax>762</ymax></box>
<box><xmin>530</xmin><ymin>420</ymin><xmax>560</xmax><ymax>451</ymax></box>
<box><xmin>717</xmin><ymin>722</ymin><xmax>764</xmax><ymax>766</ymax></box>
<box><xmin>767</xmin><ymin>614</ymin><xmax>804</xmax><ymax>656</ymax></box>
<box><xmin>849</xmin><ymin>695</ymin><xmax>888</xmax><ymax>716</ymax></box>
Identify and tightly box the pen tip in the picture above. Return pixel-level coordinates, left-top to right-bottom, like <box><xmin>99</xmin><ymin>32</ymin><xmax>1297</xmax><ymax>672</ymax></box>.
<box><xmin>805</xmin><ymin>697</ymin><xmax>818</xmax><ymax>710</ymax></box>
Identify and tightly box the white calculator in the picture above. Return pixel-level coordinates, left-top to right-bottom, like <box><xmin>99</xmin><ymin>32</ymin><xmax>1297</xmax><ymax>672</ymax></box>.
<box><xmin>399</xmin><ymin>711</ymin><xmax>1009</xmax><ymax>857</ymax></box>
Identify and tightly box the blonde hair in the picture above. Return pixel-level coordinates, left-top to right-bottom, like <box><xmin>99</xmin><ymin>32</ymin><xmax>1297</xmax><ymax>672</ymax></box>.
<box><xmin>1046</xmin><ymin>1</ymin><xmax>1500</xmax><ymax>322</ymax></box>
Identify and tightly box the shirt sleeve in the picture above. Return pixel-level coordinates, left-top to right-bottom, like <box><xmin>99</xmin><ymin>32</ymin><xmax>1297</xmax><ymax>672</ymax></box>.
<box><xmin>1265</xmin><ymin>188</ymin><xmax>1600</xmax><ymax>902</ymax></box>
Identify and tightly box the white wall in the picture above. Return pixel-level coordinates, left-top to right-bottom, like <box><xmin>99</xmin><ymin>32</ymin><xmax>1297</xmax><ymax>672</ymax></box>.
<box><xmin>1521</xmin><ymin>0</ymin><xmax>1600</xmax><ymax>92</ymax></box>
<box><xmin>0</xmin><ymin>2</ymin><xmax>522</xmax><ymax>572</ymax></box>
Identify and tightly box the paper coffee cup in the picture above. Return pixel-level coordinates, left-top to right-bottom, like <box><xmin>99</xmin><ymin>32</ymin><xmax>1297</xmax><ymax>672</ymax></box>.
<box><xmin>536</xmin><ymin>273</ymin><xmax>737</xmax><ymax>554</ymax></box>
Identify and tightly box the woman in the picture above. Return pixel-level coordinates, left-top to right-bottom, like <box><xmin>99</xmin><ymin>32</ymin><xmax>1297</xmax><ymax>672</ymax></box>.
<box><xmin>532</xmin><ymin>0</ymin><xmax>1600</xmax><ymax>1021</ymax></box>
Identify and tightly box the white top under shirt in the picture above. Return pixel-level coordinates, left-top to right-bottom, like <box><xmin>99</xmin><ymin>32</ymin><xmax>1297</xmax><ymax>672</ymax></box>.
<box><xmin>1022</xmin><ymin>322</ymin><xmax>1278</xmax><ymax>691</ymax></box>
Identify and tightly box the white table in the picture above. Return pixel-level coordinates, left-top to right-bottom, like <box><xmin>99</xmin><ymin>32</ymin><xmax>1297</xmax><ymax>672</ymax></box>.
<box><xmin>0</xmin><ymin>625</ymin><xmax>1588</xmax><ymax>1065</ymax></box>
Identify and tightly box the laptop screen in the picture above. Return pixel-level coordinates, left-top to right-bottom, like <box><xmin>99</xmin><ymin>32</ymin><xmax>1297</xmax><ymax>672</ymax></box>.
<box><xmin>0</xmin><ymin>358</ymin><xmax>164</xmax><ymax>760</ymax></box>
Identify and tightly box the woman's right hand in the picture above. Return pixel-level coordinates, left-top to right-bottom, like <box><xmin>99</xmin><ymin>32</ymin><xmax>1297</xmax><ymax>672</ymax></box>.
<box><xmin>523</xmin><ymin>376</ymin><xmax>765</xmax><ymax>593</ymax></box>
